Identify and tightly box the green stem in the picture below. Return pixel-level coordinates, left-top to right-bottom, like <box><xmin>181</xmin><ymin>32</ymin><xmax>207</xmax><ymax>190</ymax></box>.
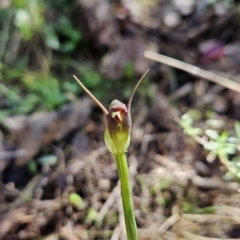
<box><xmin>114</xmin><ymin>153</ymin><xmax>138</xmax><ymax>240</ymax></box>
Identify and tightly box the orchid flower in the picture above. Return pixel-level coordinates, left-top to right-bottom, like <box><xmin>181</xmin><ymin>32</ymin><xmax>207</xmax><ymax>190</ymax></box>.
<box><xmin>73</xmin><ymin>69</ymin><xmax>149</xmax><ymax>240</ymax></box>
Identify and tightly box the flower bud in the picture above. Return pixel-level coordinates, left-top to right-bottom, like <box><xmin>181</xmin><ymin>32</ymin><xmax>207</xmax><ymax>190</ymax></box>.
<box><xmin>104</xmin><ymin>100</ymin><xmax>132</xmax><ymax>154</ymax></box>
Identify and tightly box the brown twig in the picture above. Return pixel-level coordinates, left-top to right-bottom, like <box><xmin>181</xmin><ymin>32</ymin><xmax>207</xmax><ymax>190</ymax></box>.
<box><xmin>144</xmin><ymin>50</ymin><xmax>240</xmax><ymax>93</ymax></box>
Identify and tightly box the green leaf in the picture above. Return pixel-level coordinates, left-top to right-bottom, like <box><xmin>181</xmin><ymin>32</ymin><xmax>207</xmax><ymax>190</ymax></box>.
<box><xmin>205</xmin><ymin>129</ymin><xmax>219</xmax><ymax>140</ymax></box>
<box><xmin>61</xmin><ymin>27</ymin><xmax>81</xmax><ymax>42</ymax></box>
<box><xmin>45</xmin><ymin>34</ymin><xmax>60</xmax><ymax>50</ymax></box>
<box><xmin>22</xmin><ymin>72</ymin><xmax>65</xmax><ymax>109</ymax></box>
<box><xmin>224</xmin><ymin>143</ymin><xmax>237</xmax><ymax>149</ymax></box>
<box><xmin>0</xmin><ymin>110</ymin><xmax>11</xmax><ymax>122</ymax></box>
<box><xmin>63</xmin><ymin>81</ymin><xmax>80</xmax><ymax>94</ymax></box>
<box><xmin>43</xmin><ymin>25</ymin><xmax>60</xmax><ymax>50</ymax></box>
<box><xmin>228</xmin><ymin>137</ymin><xmax>240</xmax><ymax>144</ymax></box>
<box><xmin>13</xmin><ymin>0</ymin><xmax>28</xmax><ymax>8</ymax></box>
<box><xmin>206</xmin><ymin>119</ymin><xmax>225</xmax><ymax>129</ymax></box>
<box><xmin>232</xmin><ymin>156</ymin><xmax>240</xmax><ymax>163</ymax></box>
<box><xmin>28</xmin><ymin>160</ymin><xmax>37</xmax><ymax>174</ymax></box>
<box><xmin>220</xmin><ymin>147</ymin><xmax>236</xmax><ymax>155</ymax></box>
<box><xmin>18</xmin><ymin>94</ymin><xmax>40</xmax><ymax>113</ymax></box>
<box><xmin>14</xmin><ymin>9</ymin><xmax>30</xmax><ymax>27</ymax></box>
<box><xmin>180</xmin><ymin>114</ymin><xmax>193</xmax><ymax>128</ymax></box>
<box><xmin>218</xmin><ymin>131</ymin><xmax>229</xmax><ymax>143</ymax></box>
<box><xmin>125</xmin><ymin>62</ymin><xmax>134</xmax><ymax>79</ymax></box>
<box><xmin>204</xmin><ymin>141</ymin><xmax>219</xmax><ymax>151</ymax></box>
<box><xmin>78</xmin><ymin>66</ymin><xmax>101</xmax><ymax>88</ymax></box>
<box><xmin>184</xmin><ymin>127</ymin><xmax>202</xmax><ymax>136</ymax></box>
<box><xmin>61</xmin><ymin>41</ymin><xmax>76</xmax><ymax>52</ymax></box>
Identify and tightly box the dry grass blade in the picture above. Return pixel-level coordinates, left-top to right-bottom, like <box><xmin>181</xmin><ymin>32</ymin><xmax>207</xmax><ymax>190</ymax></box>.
<box><xmin>144</xmin><ymin>50</ymin><xmax>240</xmax><ymax>93</ymax></box>
<box><xmin>11</xmin><ymin>174</ymin><xmax>41</xmax><ymax>208</ymax></box>
<box><xmin>96</xmin><ymin>184</ymin><xmax>120</xmax><ymax>224</ymax></box>
<box><xmin>183</xmin><ymin>230</ymin><xmax>238</xmax><ymax>240</ymax></box>
<box><xmin>158</xmin><ymin>212</ymin><xmax>180</xmax><ymax>235</ymax></box>
<box><xmin>183</xmin><ymin>213</ymin><xmax>240</xmax><ymax>224</ymax></box>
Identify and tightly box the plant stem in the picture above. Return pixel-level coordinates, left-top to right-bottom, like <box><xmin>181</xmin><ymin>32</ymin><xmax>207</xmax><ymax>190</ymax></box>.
<box><xmin>114</xmin><ymin>153</ymin><xmax>138</xmax><ymax>240</ymax></box>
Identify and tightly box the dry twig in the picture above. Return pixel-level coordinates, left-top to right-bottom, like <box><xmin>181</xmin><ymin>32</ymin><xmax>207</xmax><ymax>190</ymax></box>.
<box><xmin>144</xmin><ymin>50</ymin><xmax>240</xmax><ymax>93</ymax></box>
<box><xmin>183</xmin><ymin>230</ymin><xmax>238</xmax><ymax>240</ymax></box>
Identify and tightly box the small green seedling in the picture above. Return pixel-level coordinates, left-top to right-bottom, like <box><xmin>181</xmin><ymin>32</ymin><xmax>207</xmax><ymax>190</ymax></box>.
<box><xmin>68</xmin><ymin>193</ymin><xmax>84</xmax><ymax>210</ymax></box>
<box><xmin>204</xmin><ymin>129</ymin><xmax>237</xmax><ymax>160</ymax></box>
<box><xmin>180</xmin><ymin>112</ymin><xmax>202</xmax><ymax>136</ymax></box>
<box><xmin>84</xmin><ymin>208</ymin><xmax>98</xmax><ymax>225</ymax></box>
<box><xmin>181</xmin><ymin>111</ymin><xmax>240</xmax><ymax>180</ymax></box>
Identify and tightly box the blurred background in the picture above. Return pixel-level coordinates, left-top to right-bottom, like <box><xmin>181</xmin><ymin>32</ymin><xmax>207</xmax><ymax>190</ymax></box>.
<box><xmin>1</xmin><ymin>0</ymin><xmax>240</xmax><ymax>239</ymax></box>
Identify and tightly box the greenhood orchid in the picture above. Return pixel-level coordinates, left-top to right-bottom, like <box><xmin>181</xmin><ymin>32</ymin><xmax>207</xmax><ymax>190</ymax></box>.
<box><xmin>73</xmin><ymin>69</ymin><xmax>149</xmax><ymax>155</ymax></box>
<box><xmin>73</xmin><ymin>69</ymin><xmax>149</xmax><ymax>240</ymax></box>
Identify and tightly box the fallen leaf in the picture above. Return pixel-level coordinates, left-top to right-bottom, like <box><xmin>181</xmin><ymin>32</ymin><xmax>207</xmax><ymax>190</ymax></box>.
<box><xmin>2</xmin><ymin>98</ymin><xmax>93</xmax><ymax>166</ymax></box>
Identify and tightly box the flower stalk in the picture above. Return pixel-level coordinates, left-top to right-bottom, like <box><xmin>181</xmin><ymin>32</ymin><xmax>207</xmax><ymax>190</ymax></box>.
<box><xmin>73</xmin><ymin>69</ymin><xmax>149</xmax><ymax>240</ymax></box>
<box><xmin>115</xmin><ymin>153</ymin><xmax>138</xmax><ymax>240</ymax></box>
